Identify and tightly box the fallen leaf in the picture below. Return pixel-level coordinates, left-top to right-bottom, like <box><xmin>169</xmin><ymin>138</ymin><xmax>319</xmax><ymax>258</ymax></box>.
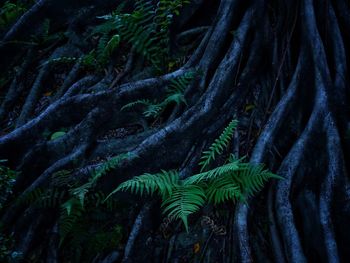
<box><xmin>193</xmin><ymin>243</ymin><xmax>200</xmax><ymax>254</ymax></box>
<box><xmin>245</xmin><ymin>104</ymin><xmax>255</xmax><ymax>112</ymax></box>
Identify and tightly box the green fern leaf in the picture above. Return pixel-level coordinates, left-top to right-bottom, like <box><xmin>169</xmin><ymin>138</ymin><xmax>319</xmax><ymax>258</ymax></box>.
<box><xmin>184</xmin><ymin>158</ymin><xmax>242</xmax><ymax>185</ymax></box>
<box><xmin>107</xmin><ymin>170</ymin><xmax>179</xmax><ymax>200</ymax></box>
<box><xmin>143</xmin><ymin>104</ymin><xmax>163</xmax><ymax>118</ymax></box>
<box><xmin>121</xmin><ymin>99</ymin><xmax>152</xmax><ymax>111</ymax></box>
<box><xmin>94</xmin><ymin>0</ymin><xmax>190</xmax><ymax>69</ymax></box>
<box><xmin>236</xmin><ymin>165</ymin><xmax>282</xmax><ymax>197</ymax></box>
<box><xmin>162</xmin><ymin>184</ymin><xmax>206</xmax><ymax>232</ymax></box>
<box><xmin>205</xmin><ymin>176</ymin><xmax>243</xmax><ymax>204</ymax></box>
<box><xmin>106</xmin><ymin>34</ymin><xmax>120</xmax><ymax>54</ymax></box>
<box><xmin>70</xmin><ymin>153</ymin><xmax>133</xmax><ymax>208</ymax></box>
<box><xmin>59</xmin><ymin>198</ymin><xmax>84</xmax><ymax>246</ymax></box>
<box><xmin>199</xmin><ymin>119</ymin><xmax>238</xmax><ymax>171</ymax></box>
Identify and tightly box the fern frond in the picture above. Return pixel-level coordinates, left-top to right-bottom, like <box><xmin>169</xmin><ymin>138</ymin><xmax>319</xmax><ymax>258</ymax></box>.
<box><xmin>90</xmin><ymin>18</ymin><xmax>117</xmax><ymax>36</ymax></box>
<box><xmin>143</xmin><ymin>103</ymin><xmax>163</xmax><ymax>118</ymax></box>
<box><xmin>199</xmin><ymin>119</ymin><xmax>238</xmax><ymax>171</ymax></box>
<box><xmin>59</xmin><ymin>198</ymin><xmax>84</xmax><ymax>246</ymax></box>
<box><xmin>162</xmin><ymin>93</ymin><xmax>187</xmax><ymax>106</ymax></box>
<box><xmin>0</xmin><ymin>1</ymin><xmax>26</xmax><ymax>29</ymax></box>
<box><xmin>81</xmin><ymin>51</ymin><xmax>97</xmax><ymax>69</ymax></box>
<box><xmin>93</xmin><ymin>0</ymin><xmax>190</xmax><ymax>69</ymax></box>
<box><xmin>107</xmin><ymin>170</ymin><xmax>179</xmax><ymax>200</ymax></box>
<box><xmin>0</xmin><ymin>162</ymin><xmax>17</xmax><ymax>210</ymax></box>
<box><xmin>90</xmin><ymin>192</ymin><xmax>119</xmax><ymax>211</ymax></box>
<box><xmin>167</xmin><ymin>71</ymin><xmax>195</xmax><ymax>94</ymax></box>
<box><xmin>184</xmin><ymin>158</ymin><xmax>242</xmax><ymax>185</ymax></box>
<box><xmin>162</xmin><ymin>184</ymin><xmax>205</xmax><ymax>232</ymax></box>
<box><xmin>205</xmin><ymin>176</ymin><xmax>243</xmax><ymax>204</ymax></box>
<box><xmin>51</xmin><ymin>170</ymin><xmax>74</xmax><ymax>187</ymax></box>
<box><xmin>122</xmin><ymin>73</ymin><xmax>193</xmax><ymax>118</ymax></box>
<box><xmin>93</xmin><ymin>153</ymin><xmax>134</xmax><ymax>180</ymax></box>
<box><xmin>40</xmin><ymin>19</ymin><xmax>50</xmax><ymax>41</ymax></box>
<box><xmin>236</xmin><ymin>165</ymin><xmax>282</xmax><ymax>197</ymax></box>
<box><xmin>96</xmin><ymin>34</ymin><xmax>120</xmax><ymax>65</ymax></box>
<box><xmin>20</xmin><ymin>187</ymin><xmax>66</xmax><ymax>209</ymax></box>
<box><xmin>96</xmin><ymin>33</ymin><xmax>110</xmax><ymax>62</ymax></box>
<box><xmin>71</xmin><ymin>153</ymin><xmax>133</xmax><ymax>207</ymax></box>
<box><xmin>101</xmin><ymin>115</ymin><xmax>281</xmax><ymax>232</ymax></box>
<box><xmin>39</xmin><ymin>188</ymin><xmax>66</xmax><ymax>208</ymax></box>
<box><xmin>121</xmin><ymin>99</ymin><xmax>152</xmax><ymax>111</ymax></box>
<box><xmin>105</xmin><ymin>34</ymin><xmax>120</xmax><ymax>55</ymax></box>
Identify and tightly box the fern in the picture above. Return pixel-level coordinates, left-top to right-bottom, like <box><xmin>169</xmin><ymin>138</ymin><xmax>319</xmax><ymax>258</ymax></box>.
<box><xmin>167</xmin><ymin>71</ymin><xmax>195</xmax><ymax>94</ymax></box>
<box><xmin>59</xmin><ymin>191</ymin><xmax>123</xmax><ymax>247</ymax></box>
<box><xmin>81</xmin><ymin>51</ymin><xmax>97</xmax><ymax>69</ymax></box>
<box><xmin>71</xmin><ymin>153</ymin><xmax>133</xmax><ymax>207</ymax></box>
<box><xmin>19</xmin><ymin>187</ymin><xmax>66</xmax><ymax>210</ymax></box>
<box><xmin>143</xmin><ymin>103</ymin><xmax>164</xmax><ymax>118</ymax></box>
<box><xmin>37</xmin><ymin>188</ymin><xmax>66</xmax><ymax>208</ymax></box>
<box><xmin>107</xmin><ymin>119</ymin><xmax>281</xmax><ymax>232</ymax></box>
<box><xmin>184</xmin><ymin>157</ymin><xmax>243</xmax><ymax>185</ymax></box>
<box><xmin>96</xmin><ymin>33</ymin><xmax>120</xmax><ymax>65</ymax></box>
<box><xmin>105</xmin><ymin>34</ymin><xmax>121</xmax><ymax>56</ymax></box>
<box><xmin>109</xmin><ymin>170</ymin><xmax>205</xmax><ymax>232</ymax></box>
<box><xmin>162</xmin><ymin>184</ymin><xmax>205</xmax><ymax>232</ymax></box>
<box><xmin>199</xmin><ymin>119</ymin><xmax>238</xmax><ymax>171</ymax></box>
<box><xmin>60</xmin><ymin>211</ymin><xmax>123</xmax><ymax>262</ymax></box>
<box><xmin>0</xmin><ymin>1</ymin><xmax>26</xmax><ymax>30</ymax></box>
<box><xmin>90</xmin><ymin>20</ymin><xmax>115</xmax><ymax>37</ymax></box>
<box><xmin>121</xmin><ymin>99</ymin><xmax>153</xmax><ymax>111</ymax></box>
<box><xmin>59</xmin><ymin>198</ymin><xmax>84</xmax><ymax>246</ymax></box>
<box><xmin>39</xmin><ymin>19</ymin><xmax>50</xmax><ymax>41</ymax></box>
<box><xmin>108</xmin><ymin>170</ymin><xmax>179</xmax><ymax>199</ymax></box>
<box><xmin>90</xmin><ymin>191</ymin><xmax>119</xmax><ymax>211</ymax></box>
<box><xmin>205</xmin><ymin>176</ymin><xmax>243</xmax><ymax>204</ymax></box>
<box><xmin>0</xmin><ymin>160</ymin><xmax>17</xmax><ymax>210</ymax></box>
<box><xmin>121</xmin><ymin>72</ymin><xmax>194</xmax><ymax>118</ymax></box>
<box><xmin>93</xmin><ymin>0</ymin><xmax>190</xmax><ymax>69</ymax></box>
<box><xmin>51</xmin><ymin>170</ymin><xmax>74</xmax><ymax>187</ymax></box>
<box><xmin>205</xmin><ymin>163</ymin><xmax>281</xmax><ymax>204</ymax></box>
<box><xmin>237</xmin><ymin>164</ymin><xmax>281</xmax><ymax>197</ymax></box>
<box><xmin>17</xmin><ymin>154</ymin><xmax>132</xmax><ymax>248</ymax></box>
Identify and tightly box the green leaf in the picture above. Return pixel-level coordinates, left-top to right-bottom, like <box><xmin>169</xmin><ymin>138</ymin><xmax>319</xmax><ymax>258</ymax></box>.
<box><xmin>199</xmin><ymin>119</ymin><xmax>238</xmax><ymax>171</ymax></box>
<box><xmin>50</xmin><ymin>131</ymin><xmax>66</xmax><ymax>140</ymax></box>
<box><xmin>105</xmin><ymin>34</ymin><xmax>120</xmax><ymax>54</ymax></box>
<box><xmin>62</xmin><ymin>198</ymin><xmax>77</xmax><ymax>216</ymax></box>
<box><xmin>106</xmin><ymin>170</ymin><xmax>179</xmax><ymax>200</ymax></box>
<box><xmin>161</xmin><ymin>184</ymin><xmax>206</xmax><ymax>232</ymax></box>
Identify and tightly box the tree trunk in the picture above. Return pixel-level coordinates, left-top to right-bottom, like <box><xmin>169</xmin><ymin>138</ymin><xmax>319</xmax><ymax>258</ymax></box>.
<box><xmin>0</xmin><ymin>0</ymin><xmax>349</xmax><ymax>262</ymax></box>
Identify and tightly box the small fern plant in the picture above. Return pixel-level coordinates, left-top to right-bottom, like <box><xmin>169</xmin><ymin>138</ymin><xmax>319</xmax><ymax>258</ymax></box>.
<box><xmin>92</xmin><ymin>0</ymin><xmax>190</xmax><ymax>69</ymax></box>
<box><xmin>22</xmin><ymin>153</ymin><xmax>132</xmax><ymax>246</ymax></box>
<box><xmin>106</xmin><ymin>120</ymin><xmax>282</xmax><ymax>232</ymax></box>
<box><xmin>199</xmin><ymin>119</ymin><xmax>238</xmax><ymax>171</ymax></box>
<box><xmin>0</xmin><ymin>1</ymin><xmax>26</xmax><ymax>30</ymax></box>
<box><xmin>70</xmin><ymin>153</ymin><xmax>134</xmax><ymax>207</ymax></box>
<box><xmin>0</xmin><ymin>160</ymin><xmax>17</xmax><ymax>211</ymax></box>
<box><xmin>121</xmin><ymin>71</ymin><xmax>195</xmax><ymax>118</ymax></box>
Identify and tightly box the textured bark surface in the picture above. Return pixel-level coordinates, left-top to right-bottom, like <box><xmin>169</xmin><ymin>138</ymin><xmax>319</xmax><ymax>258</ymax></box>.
<box><xmin>0</xmin><ymin>0</ymin><xmax>350</xmax><ymax>262</ymax></box>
